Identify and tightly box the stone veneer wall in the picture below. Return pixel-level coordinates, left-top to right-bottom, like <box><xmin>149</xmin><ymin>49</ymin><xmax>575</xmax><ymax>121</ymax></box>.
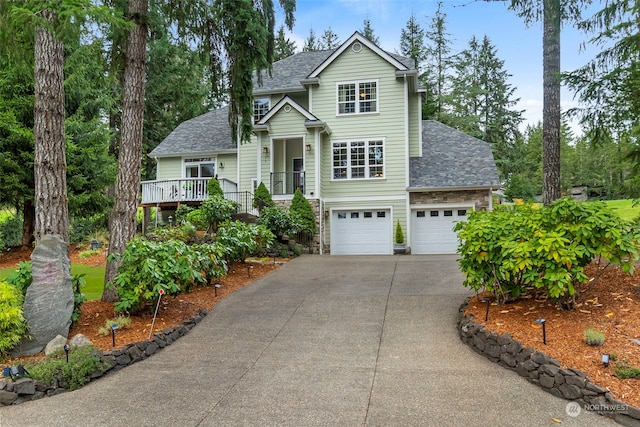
<box><xmin>410</xmin><ymin>189</ymin><xmax>492</xmax><ymax>211</ymax></box>
<box><xmin>458</xmin><ymin>299</ymin><xmax>640</xmax><ymax>427</ymax></box>
<box><xmin>0</xmin><ymin>309</ymin><xmax>209</xmax><ymax>407</ymax></box>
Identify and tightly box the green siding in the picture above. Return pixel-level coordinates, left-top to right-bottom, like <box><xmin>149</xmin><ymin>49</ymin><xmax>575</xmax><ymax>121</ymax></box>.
<box><xmin>156</xmin><ymin>157</ymin><xmax>181</xmax><ymax>180</ymax></box>
<box><xmin>217</xmin><ymin>153</ymin><xmax>237</xmax><ymax>185</ymax></box>
<box><xmin>314</xmin><ymin>43</ymin><xmax>408</xmax><ymax>200</ymax></box>
<box><xmin>408</xmin><ymin>93</ymin><xmax>421</xmax><ymax>157</ymax></box>
<box><xmin>239</xmin><ymin>140</ymin><xmax>259</xmax><ymax>193</ymax></box>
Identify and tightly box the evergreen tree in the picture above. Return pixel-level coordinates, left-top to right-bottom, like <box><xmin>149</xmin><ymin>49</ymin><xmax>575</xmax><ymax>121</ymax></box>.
<box><xmin>320</xmin><ymin>27</ymin><xmax>340</xmax><ymax>49</ymax></box>
<box><xmin>361</xmin><ymin>19</ymin><xmax>379</xmax><ymax>45</ymax></box>
<box><xmin>289</xmin><ymin>188</ymin><xmax>316</xmax><ymax>235</ymax></box>
<box><xmin>399</xmin><ymin>14</ymin><xmax>427</xmax><ymax>73</ymax></box>
<box><xmin>424</xmin><ymin>2</ymin><xmax>453</xmax><ymax>121</ymax></box>
<box><xmin>302</xmin><ymin>28</ymin><xmax>320</xmax><ymax>52</ymax></box>
<box><xmin>274</xmin><ymin>25</ymin><xmax>297</xmax><ymax>60</ymax></box>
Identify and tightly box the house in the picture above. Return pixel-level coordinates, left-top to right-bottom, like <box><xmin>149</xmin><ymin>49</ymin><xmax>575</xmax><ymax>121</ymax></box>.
<box><xmin>142</xmin><ymin>32</ymin><xmax>500</xmax><ymax>255</ymax></box>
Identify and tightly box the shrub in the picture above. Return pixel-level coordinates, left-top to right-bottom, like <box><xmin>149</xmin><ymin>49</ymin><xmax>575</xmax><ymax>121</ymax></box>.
<box><xmin>258</xmin><ymin>206</ymin><xmax>298</xmax><ymax>237</ymax></box>
<box><xmin>186</xmin><ymin>209</ymin><xmax>208</xmax><ymax>231</ymax></box>
<box><xmin>289</xmin><ymin>188</ymin><xmax>316</xmax><ymax>236</ymax></box>
<box><xmin>70</xmin><ymin>214</ymin><xmax>108</xmax><ymax>244</ymax></box>
<box><xmin>0</xmin><ymin>281</ymin><xmax>29</xmax><ymax>359</ymax></box>
<box><xmin>25</xmin><ymin>346</ymin><xmax>109</xmax><ymax>390</ymax></box>
<box><xmin>71</xmin><ymin>274</ymin><xmax>87</xmax><ymax>326</ymax></box>
<box><xmin>174</xmin><ymin>204</ymin><xmax>194</xmax><ymax>224</ymax></box>
<box><xmin>207</xmin><ymin>177</ymin><xmax>224</xmax><ymax>198</ymax></box>
<box><xmin>584</xmin><ymin>328</ymin><xmax>606</xmax><ymax>346</ymax></box>
<box><xmin>254</xmin><ymin>182</ymin><xmax>274</xmax><ymax>211</ymax></box>
<box><xmin>5</xmin><ymin>261</ymin><xmax>33</xmax><ymax>297</ymax></box>
<box><xmin>97</xmin><ymin>316</ymin><xmax>131</xmax><ymax>336</ymax></box>
<box><xmin>201</xmin><ymin>195</ymin><xmax>237</xmax><ymax>233</ymax></box>
<box><xmin>216</xmin><ymin>221</ymin><xmax>275</xmax><ymax>262</ymax></box>
<box><xmin>614</xmin><ymin>360</ymin><xmax>640</xmax><ymax>379</ymax></box>
<box><xmin>455</xmin><ymin>198</ymin><xmax>640</xmax><ymax>307</ymax></box>
<box><xmin>109</xmin><ymin>238</ymin><xmax>228</xmax><ymax>313</ymax></box>
<box><xmin>0</xmin><ymin>213</ymin><xmax>22</xmax><ymax>249</ymax></box>
<box><xmin>147</xmin><ymin>223</ymin><xmax>197</xmax><ymax>242</ymax></box>
<box><xmin>395</xmin><ymin>220</ymin><xmax>404</xmax><ymax>244</ymax></box>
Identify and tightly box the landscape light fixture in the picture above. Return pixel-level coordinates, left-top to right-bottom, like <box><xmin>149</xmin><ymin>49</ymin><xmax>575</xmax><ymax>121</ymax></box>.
<box><xmin>602</xmin><ymin>354</ymin><xmax>610</xmax><ymax>368</ymax></box>
<box><xmin>535</xmin><ymin>318</ymin><xmax>547</xmax><ymax>345</ymax></box>
<box><xmin>168</xmin><ymin>215</ymin><xmax>173</xmax><ymax>227</ymax></box>
<box><xmin>247</xmin><ymin>265</ymin><xmax>253</xmax><ymax>278</ymax></box>
<box><xmin>214</xmin><ymin>283</ymin><xmax>221</xmax><ymax>297</ymax></box>
<box><xmin>64</xmin><ymin>343</ymin><xmax>70</xmax><ymax>363</ymax></box>
<box><xmin>111</xmin><ymin>324</ymin><xmax>119</xmax><ymax>348</ymax></box>
<box><xmin>479</xmin><ymin>297</ymin><xmax>490</xmax><ymax>321</ymax></box>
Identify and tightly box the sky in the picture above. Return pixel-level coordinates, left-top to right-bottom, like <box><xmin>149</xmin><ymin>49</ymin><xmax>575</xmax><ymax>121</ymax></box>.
<box><xmin>276</xmin><ymin>0</ymin><xmax>603</xmax><ymax>134</ymax></box>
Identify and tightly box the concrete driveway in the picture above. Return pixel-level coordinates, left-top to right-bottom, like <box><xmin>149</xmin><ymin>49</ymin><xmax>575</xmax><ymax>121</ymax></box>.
<box><xmin>1</xmin><ymin>256</ymin><xmax>615</xmax><ymax>426</ymax></box>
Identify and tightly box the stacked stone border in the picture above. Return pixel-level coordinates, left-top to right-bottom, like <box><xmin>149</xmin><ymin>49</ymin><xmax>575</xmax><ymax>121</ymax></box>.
<box><xmin>458</xmin><ymin>297</ymin><xmax>640</xmax><ymax>427</ymax></box>
<box><xmin>0</xmin><ymin>308</ymin><xmax>209</xmax><ymax>407</ymax></box>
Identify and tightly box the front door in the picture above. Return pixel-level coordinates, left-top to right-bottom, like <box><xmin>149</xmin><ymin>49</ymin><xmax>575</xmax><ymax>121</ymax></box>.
<box><xmin>293</xmin><ymin>158</ymin><xmax>304</xmax><ymax>193</ymax></box>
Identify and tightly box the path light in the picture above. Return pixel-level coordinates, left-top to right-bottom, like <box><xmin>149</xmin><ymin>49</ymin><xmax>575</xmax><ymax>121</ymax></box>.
<box><xmin>535</xmin><ymin>318</ymin><xmax>547</xmax><ymax>345</ymax></box>
<box><xmin>64</xmin><ymin>343</ymin><xmax>70</xmax><ymax>363</ymax></box>
<box><xmin>168</xmin><ymin>215</ymin><xmax>173</xmax><ymax>227</ymax></box>
<box><xmin>214</xmin><ymin>283</ymin><xmax>221</xmax><ymax>297</ymax></box>
<box><xmin>479</xmin><ymin>297</ymin><xmax>490</xmax><ymax>321</ymax></box>
<box><xmin>247</xmin><ymin>265</ymin><xmax>253</xmax><ymax>278</ymax></box>
<box><xmin>602</xmin><ymin>354</ymin><xmax>610</xmax><ymax>368</ymax></box>
<box><xmin>111</xmin><ymin>324</ymin><xmax>118</xmax><ymax>348</ymax></box>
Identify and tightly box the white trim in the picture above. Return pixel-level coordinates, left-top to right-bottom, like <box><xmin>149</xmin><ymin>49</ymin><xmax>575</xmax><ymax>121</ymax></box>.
<box><xmin>417</xmin><ymin>96</ymin><xmax>423</xmax><ymax>158</ymax></box>
<box><xmin>314</xmin><ymin>128</ymin><xmax>320</xmax><ymax>198</ymax></box>
<box><xmin>182</xmin><ymin>157</ymin><xmax>216</xmax><ymax>179</ymax></box>
<box><xmin>257</xmin><ymin>96</ymin><xmax>318</xmax><ymax>124</ymax></box>
<box><xmin>308</xmin><ymin>32</ymin><xmax>408</xmax><ymax>78</ymax></box>
<box><xmin>331</xmin><ymin>137</ymin><xmax>386</xmax><ymax>181</ymax></box>
<box><xmin>257</xmin><ymin>133</ymin><xmax>262</xmax><ymax>186</ymax></box>
<box><xmin>410</xmin><ymin>203</ymin><xmax>474</xmax><ymax>210</ymax></box>
<box><xmin>325</xmin><ymin>194</ymin><xmax>406</xmax><ymax>203</ymax></box>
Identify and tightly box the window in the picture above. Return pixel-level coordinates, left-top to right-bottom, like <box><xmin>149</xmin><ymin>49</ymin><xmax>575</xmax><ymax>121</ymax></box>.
<box><xmin>351</xmin><ymin>212</ymin><xmax>359</xmax><ymax>219</ymax></box>
<box><xmin>337</xmin><ymin>81</ymin><xmax>378</xmax><ymax>114</ymax></box>
<box><xmin>416</xmin><ymin>211</ymin><xmax>426</xmax><ymax>218</ymax></box>
<box><xmin>184</xmin><ymin>158</ymin><xmax>215</xmax><ymax>178</ymax></box>
<box><xmin>430</xmin><ymin>211</ymin><xmax>439</xmax><ymax>217</ymax></box>
<box><xmin>253</xmin><ymin>97</ymin><xmax>270</xmax><ymax>123</ymax></box>
<box><xmin>332</xmin><ymin>139</ymin><xmax>384</xmax><ymax>179</ymax></box>
<box><xmin>444</xmin><ymin>210</ymin><xmax>453</xmax><ymax>217</ymax></box>
<box><xmin>377</xmin><ymin>211</ymin><xmax>386</xmax><ymax>218</ymax></box>
<box><xmin>338</xmin><ymin>212</ymin><xmax>347</xmax><ymax>219</ymax></box>
<box><xmin>458</xmin><ymin>209</ymin><xmax>467</xmax><ymax>216</ymax></box>
<box><xmin>364</xmin><ymin>212</ymin><xmax>373</xmax><ymax>218</ymax></box>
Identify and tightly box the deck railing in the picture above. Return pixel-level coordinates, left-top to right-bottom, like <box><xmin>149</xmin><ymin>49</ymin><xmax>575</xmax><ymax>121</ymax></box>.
<box><xmin>141</xmin><ymin>178</ymin><xmax>237</xmax><ymax>204</ymax></box>
<box><xmin>270</xmin><ymin>171</ymin><xmax>305</xmax><ymax>196</ymax></box>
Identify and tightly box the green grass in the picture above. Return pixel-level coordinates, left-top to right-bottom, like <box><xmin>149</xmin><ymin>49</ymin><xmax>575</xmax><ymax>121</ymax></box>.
<box><xmin>602</xmin><ymin>199</ymin><xmax>640</xmax><ymax>221</ymax></box>
<box><xmin>0</xmin><ymin>264</ymin><xmax>105</xmax><ymax>301</ymax></box>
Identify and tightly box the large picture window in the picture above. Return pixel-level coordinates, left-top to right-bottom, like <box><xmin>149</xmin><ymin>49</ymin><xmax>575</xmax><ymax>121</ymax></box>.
<box><xmin>253</xmin><ymin>97</ymin><xmax>270</xmax><ymax>123</ymax></box>
<box><xmin>185</xmin><ymin>158</ymin><xmax>215</xmax><ymax>178</ymax></box>
<box><xmin>337</xmin><ymin>80</ymin><xmax>378</xmax><ymax>115</ymax></box>
<box><xmin>332</xmin><ymin>139</ymin><xmax>384</xmax><ymax>179</ymax></box>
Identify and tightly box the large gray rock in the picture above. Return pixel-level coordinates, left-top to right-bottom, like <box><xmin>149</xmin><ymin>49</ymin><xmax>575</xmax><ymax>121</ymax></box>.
<box><xmin>44</xmin><ymin>335</ymin><xmax>67</xmax><ymax>356</ymax></box>
<box><xmin>17</xmin><ymin>235</ymin><xmax>74</xmax><ymax>356</ymax></box>
<box><xmin>69</xmin><ymin>333</ymin><xmax>93</xmax><ymax>348</ymax></box>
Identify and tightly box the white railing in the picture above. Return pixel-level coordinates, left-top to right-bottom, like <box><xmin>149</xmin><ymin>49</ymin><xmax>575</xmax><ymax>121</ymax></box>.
<box><xmin>141</xmin><ymin>178</ymin><xmax>238</xmax><ymax>204</ymax></box>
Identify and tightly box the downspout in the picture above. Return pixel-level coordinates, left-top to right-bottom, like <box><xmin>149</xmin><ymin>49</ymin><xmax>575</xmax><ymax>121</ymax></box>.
<box><xmin>404</xmin><ymin>73</ymin><xmax>411</xmax><ymax>250</ymax></box>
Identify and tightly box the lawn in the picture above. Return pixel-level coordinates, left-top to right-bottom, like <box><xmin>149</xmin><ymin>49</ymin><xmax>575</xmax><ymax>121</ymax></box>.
<box><xmin>602</xmin><ymin>199</ymin><xmax>640</xmax><ymax>221</ymax></box>
<box><xmin>0</xmin><ymin>264</ymin><xmax>105</xmax><ymax>301</ymax></box>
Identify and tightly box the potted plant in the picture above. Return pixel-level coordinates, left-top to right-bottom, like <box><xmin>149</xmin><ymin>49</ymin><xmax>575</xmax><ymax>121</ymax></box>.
<box><xmin>394</xmin><ymin>220</ymin><xmax>406</xmax><ymax>254</ymax></box>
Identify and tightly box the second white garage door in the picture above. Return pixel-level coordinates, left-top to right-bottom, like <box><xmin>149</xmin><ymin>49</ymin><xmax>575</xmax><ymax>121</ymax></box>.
<box><xmin>331</xmin><ymin>209</ymin><xmax>392</xmax><ymax>255</ymax></box>
<box><xmin>411</xmin><ymin>207</ymin><xmax>469</xmax><ymax>254</ymax></box>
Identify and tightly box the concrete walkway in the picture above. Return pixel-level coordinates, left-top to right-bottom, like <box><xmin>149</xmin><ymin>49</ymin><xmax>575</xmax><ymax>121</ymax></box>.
<box><xmin>2</xmin><ymin>256</ymin><xmax>616</xmax><ymax>426</ymax></box>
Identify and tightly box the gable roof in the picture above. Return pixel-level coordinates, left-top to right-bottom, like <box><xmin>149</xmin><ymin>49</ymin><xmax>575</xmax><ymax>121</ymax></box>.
<box><xmin>308</xmin><ymin>32</ymin><xmax>410</xmax><ymax>78</ymax></box>
<box><xmin>409</xmin><ymin>120</ymin><xmax>500</xmax><ymax>190</ymax></box>
<box><xmin>149</xmin><ymin>106</ymin><xmax>236</xmax><ymax>158</ymax></box>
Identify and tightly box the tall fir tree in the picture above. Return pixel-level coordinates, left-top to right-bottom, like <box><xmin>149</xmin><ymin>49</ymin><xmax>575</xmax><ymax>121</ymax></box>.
<box><xmin>320</xmin><ymin>27</ymin><xmax>340</xmax><ymax>49</ymax></box>
<box><xmin>361</xmin><ymin>19</ymin><xmax>379</xmax><ymax>44</ymax></box>
<box><xmin>274</xmin><ymin>25</ymin><xmax>297</xmax><ymax>60</ymax></box>
<box><xmin>424</xmin><ymin>2</ymin><xmax>453</xmax><ymax>121</ymax></box>
<box><xmin>302</xmin><ymin>28</ymin><xmax>320</xmax><ymax>51</ymax></box>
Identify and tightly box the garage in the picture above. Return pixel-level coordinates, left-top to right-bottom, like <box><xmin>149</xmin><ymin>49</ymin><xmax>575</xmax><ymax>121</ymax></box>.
<box><xmin>331</xmin><ymin>209</ymin><xmax>392</xmax><ymax>255</ymax></box>
<box><xmin>411</xmin><ymin>207</ymin><xmax>469</xmax><ymax>254</ymax></box>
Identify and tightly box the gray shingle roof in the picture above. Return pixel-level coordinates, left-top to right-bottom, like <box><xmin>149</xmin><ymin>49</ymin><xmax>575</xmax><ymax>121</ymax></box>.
<box><xmin>409</xmin><ymin>120</ymin><xmax>500</xmax><ymax>189</ymax></box>
<box><xmin>149</xmin><ymin>106</ymin><xmax>235</xmax><ymax>157</ymax></box>
<box><xmin>253</xmin><ymin>50</ymin><xmax>335</xmax><ymax>94</ymax></box>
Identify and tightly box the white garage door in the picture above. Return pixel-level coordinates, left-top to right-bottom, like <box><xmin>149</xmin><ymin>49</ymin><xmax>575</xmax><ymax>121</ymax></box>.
<box><xmin>331</xmin><ymin>209</ymin><xmax>392</xmax><ymax>255</ymax></box>
<box><xmin>411</xmin><ymin>207</ymin><xmax>469</xmax><ymax>254</ymax></box>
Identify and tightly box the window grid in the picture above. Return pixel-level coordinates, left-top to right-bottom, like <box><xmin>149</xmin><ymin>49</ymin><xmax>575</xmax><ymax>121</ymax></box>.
<box><xmin>337</xmin><ymin>81</ymin><xmax>378</xmax><ymax>115</ymax></box>
<box><xmin>332</xmin><ymin>139</ymin><xmax>384</xmax><ymax>180</ymax></box>
<box><xmin>253</xmin><ymin>98</ymin><xmax>270</xmax><ymax>123</ymax></box>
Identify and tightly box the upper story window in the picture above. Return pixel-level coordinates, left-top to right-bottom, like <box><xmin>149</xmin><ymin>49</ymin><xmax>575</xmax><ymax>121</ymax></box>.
<box><xmin>185</xmin><ymin>158</ymin><xmax>215</xmax><ymax>178</ymax></box>
<box><xmin>332</xmin><ymin>139</ymin><xmax>384</xmax><ymax>180</ymax></box>
<box><xmin>253</xmin><ymin>97</ymin><xmax>270</xmax><ymax>123</ymax></box>
<box><xmin>337</xmin><ymin>80</ymin><xmax>378</xmax><ymax>115</ymax></box>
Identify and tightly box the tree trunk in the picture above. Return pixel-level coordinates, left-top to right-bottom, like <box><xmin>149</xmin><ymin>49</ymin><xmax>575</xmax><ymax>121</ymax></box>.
<box><xmin>33</xmin><ymin>10</ymin><xmax>69</xmax><ymax>244</ymax></box>
<box><xmin>103</xmin><ymin>0</ymin><xmax>148</xmax><ymax>302</ymax></box>
<box><xmin>21</xmin><ymin>200</ymin><xmax>35</xmax><ymax>247</ymax></box>
<box><xmin>542</xmin><ymin>0</ymin><xmax>562</xmax><ymax>205</ymax></box>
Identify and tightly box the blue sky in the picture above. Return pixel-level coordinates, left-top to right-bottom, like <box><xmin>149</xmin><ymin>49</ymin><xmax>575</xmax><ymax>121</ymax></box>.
<box><xmin>277</xmin><ymin>0</ymin><xmax>601</xmax><ymax>133</ymax></box>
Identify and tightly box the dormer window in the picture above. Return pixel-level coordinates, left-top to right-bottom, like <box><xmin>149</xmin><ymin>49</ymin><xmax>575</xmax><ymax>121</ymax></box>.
<box><xmin>253</xmin><ymin>97</ymin><xmax>270</xmax><ymax>123</ymax></box>
<box><xmin>337</xmin><ymin>80</ymin><xmax>378</xmax><ymax>115</ymax></box>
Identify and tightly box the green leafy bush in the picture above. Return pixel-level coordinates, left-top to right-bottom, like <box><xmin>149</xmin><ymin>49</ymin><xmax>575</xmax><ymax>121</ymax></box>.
<box><xmin>289</xmin><ymin>189</ymin><xmax>316</xmax><ymax>236</ymax></box>
<box><xmin>201</xmin><ymin>195</ymin><xmax>237</xmax><ymax>233</ymax></box>
<box><xmin>109</xmin><ymin>238</ymin><xmax>228</xmax><ymax>313</ymax></box>
<box><xmin>185</xmin><ymin>209</ymin><xmax>208</xmax><ymax>231</ymax></box>
<box><xmin>5</xmin><ymin>261</ymin><xmax>33</xmax><ymax>296</ymax></box>
<box><xmin>174</xmin><ymin>204</ymin><xmax>194</xmax><ymax>224</ymax></box>
<box><xmin>25</xmin><ymin>346</ymin><xmax>109</xmax><ymax>390</ymax></box>
<box><xmin>0</xmin><ymin>281</ymin><xmax>29</xmax><ymax>359</ymax></box>
<box><xmin>97</xmin><ymin>315</ymin><xmax>131</xmax><ymax>336</ymax></box>
<box><xmin>614</xmin><ymin>360</ymin><xmax>640</xmax><ymax>379</ymax></box>
<box><xmin>395</xmin><ymin>220</ymin><xmax>404</xmax><ymax>244</ymax></box>
<box><xmin>147</xmin><ymin>223</ymin><xmax>197</xmax><ymax>242</ymax></box>
<box><xmin>0</xmin><ymin>213</ymin><xmax>22</xmax><ymax>249</ymax></box>
<box><xmin>455</xmin><ymin>198</ymin><xmax>640</xmax><ymax>307</ymax></box>
<box><xmin>258</xmin><ymin>206</ymin><xmax>298</xmax><ymax>237</ymax></box>
<box><xmin>254</xmin><ymin>182</ymin><xmax>274</xmax><ymax>211</ymax></box>
<box><xmin>71</xmin><ymin>274</ymin><xmax>87</xmax><ymax>326</ymax></box>
<box><xmin>216</xmin><ymin>221</ymin><xmax>275</xmax><ymax>262</ymax></box>
<box><xmin>583</xmin><ymin>328</ymin><xmax>606</xmax><ymax>346</ymax></box>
